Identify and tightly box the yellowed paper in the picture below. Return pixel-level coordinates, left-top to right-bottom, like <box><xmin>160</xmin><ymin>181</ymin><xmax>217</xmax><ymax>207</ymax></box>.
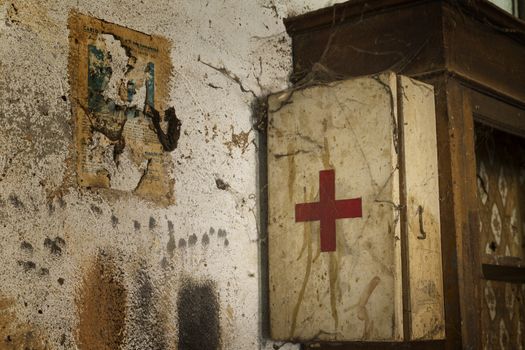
<box><xmin>68</xmin><ymin>11</ymin><xmax>174</xmax><ymax>205</ymax></box>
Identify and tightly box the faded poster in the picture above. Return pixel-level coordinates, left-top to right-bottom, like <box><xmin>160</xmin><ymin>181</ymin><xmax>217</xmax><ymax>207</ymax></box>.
<box><xmin>68</xmin><ymin>11</ymin><xmax>174</xmax><ymax>205</ymax></box>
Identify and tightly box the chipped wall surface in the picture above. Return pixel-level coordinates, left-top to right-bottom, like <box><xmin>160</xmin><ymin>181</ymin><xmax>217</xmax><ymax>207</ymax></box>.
<box><xmin>0</xmin><ymin>0</ymin><xmax>349</xmax><ymax>349</ymax></box>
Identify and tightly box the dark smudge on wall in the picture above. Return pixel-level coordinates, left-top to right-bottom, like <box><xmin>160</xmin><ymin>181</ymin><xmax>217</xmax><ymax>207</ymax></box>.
<box><xmin>177</xmin><ymin>276</ymin><xmax>221</xmax><ymax>350</ymax></box>
<box><xmin>127</xmin><ymin>264</ymin><xmax>168</xmax><ymax>350</ymax></box>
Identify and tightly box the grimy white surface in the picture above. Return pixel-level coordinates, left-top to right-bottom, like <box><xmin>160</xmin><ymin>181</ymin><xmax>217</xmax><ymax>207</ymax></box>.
<box><xmin>268</xmin><ymin>73</ymin><xmax>445</xmax><ymax>342</ymax></box>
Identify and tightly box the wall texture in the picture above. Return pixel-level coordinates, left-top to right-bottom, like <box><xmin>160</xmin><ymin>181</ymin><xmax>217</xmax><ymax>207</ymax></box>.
<box><xmin>0</xmin><ymin>0</ymin><xmax>347</xmax><ymax>349</ymax></box>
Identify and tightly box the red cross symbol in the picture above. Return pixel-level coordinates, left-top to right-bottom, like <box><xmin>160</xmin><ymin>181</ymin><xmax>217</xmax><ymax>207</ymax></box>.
<box><xmin>295</xmin><ymin>169</ymin><xmax>363</xmax><ymax>252</ymax></box>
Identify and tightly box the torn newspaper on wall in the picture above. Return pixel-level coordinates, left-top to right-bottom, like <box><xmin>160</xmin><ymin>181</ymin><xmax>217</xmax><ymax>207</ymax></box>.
<box><xmin>68</xmin><ymin>11</ymin><xmax>175</xmax><ymax>206</ymax></box>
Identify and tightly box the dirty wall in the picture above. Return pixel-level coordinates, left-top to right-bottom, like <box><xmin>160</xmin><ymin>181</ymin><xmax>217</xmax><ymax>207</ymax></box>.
<box><xmin>0</xmin><ymin>0</ymin><xmax>347</xmax><ymax>349</ymax></box>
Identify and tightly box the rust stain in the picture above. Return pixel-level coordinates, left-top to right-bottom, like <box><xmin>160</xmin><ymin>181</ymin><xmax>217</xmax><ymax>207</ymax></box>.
<box><xmin>224</xmin><ymin>126</ymin><xmax>251</xmax><ymax>155</ymax></box>
<box><xmin>77</xmin><ymin>250</ymin><xmax>127</xmax><ymax>350</ymax></box>
<box><xmin>0</xmin><ymin>295</ymin><xmax>47</xmax><ymax>349</ymax></box>
<box><xmin>290</xmin><ymin>187</ymin><xmax>314</xmax><ymax>338</ymax></box>
<box><xmin>357</xmin><ymin>276</ymin><xmax>381</xmax><ymax>339</ymax></box>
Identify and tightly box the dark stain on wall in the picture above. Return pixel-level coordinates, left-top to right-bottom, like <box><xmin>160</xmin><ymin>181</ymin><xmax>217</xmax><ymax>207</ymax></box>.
<box><xmin>8</xmin><ymin>194</ymin><xmax>24</xmax><ymax>209</ymax></box>
<box><xmin>178</xmin><ymin>238</ymin><xmax>186</xmax><ymax>248</ymax></box>
<box><xmin>47</xmin><ymin>203</ymin><xmax>55</xmax><ymax>215</ymax></box>
<box><xmin>20</xmin><ymin>241</ymin><xmax>33</xmax><ymax>253</ymax></box>
<box><xmin>188</xmin><ymin>234</ymin><xmax>197</xmax><ymax>246</ymax></box>
<box><xmin>217</xmin><ymin>229</ymin><xmax>227</xmax><ymax>238</ymax></box>
<box><xmin>17</xmin><ymin>260</ymin><xmax>36</xmax><ymax>272</ymax></box>
<box><xmin>149</xmin><ymin>217</ymin><xmax>156</xmax><ymax>230</ymax></box>
<box><xmin>77</xmin><ymin>249</ymin><xmax>126</xmax><ymax>350</ymax></box>
<box><xmin>43</xmin><ymin>236</ymin><xmax>65</xmax><ymax>256</ymax></box>
<box><xmin>201</xmin><ymin>233</ymin><xmax>210</xmax><ymax>246</ymax></box>
<box><xmin>177</xmin><ymin>277</ymin><xmax>221</xmax><ymax>350</ymax></box>
<box><xmin>167</xmin><ymin>232</ymin><xmax>176</xmax><ymax>258</ymax></box>
<box><xmin>111</xmin><ymin>214</ymin><xmax>119</xmax><ymax>228</ymax></box>
<box><xmin>134</xmin><ymin>220</ymin><xmax>141</xmax><ymax>231</ymax></box>
<box><xmin>215</xmin><ymin>178</ymin><xmax>230</xmax><ymax>190</ymax></box>
<box><xmin>127</xmin><ymin>266</ymin><xmax>168</xmax><ymax>350</ymax></box>
<box><xmin>90</xmin><ymin>204</ymin><xmax>103</xmax><ymax>215</ymax></box>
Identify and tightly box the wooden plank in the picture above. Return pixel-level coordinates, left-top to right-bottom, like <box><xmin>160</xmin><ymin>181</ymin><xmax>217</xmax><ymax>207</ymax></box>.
<box><xmin>482</xmin><ymin>264</ymin><xmax>525</xmax><ymax>283</ymax></box>
<box><xmin>267</xmin><ymin>73</ymin><xmax>403</xmax><ymax>342</ymax></box>
<box><xmin>445</xmin><ymin>79</ymin><xmax>483</xmax><ymax>350</ymax></box>
<box><xmin>398</xmin><ymin>76</ymin><xmax>445</xmax><ymax>340</ymax></box>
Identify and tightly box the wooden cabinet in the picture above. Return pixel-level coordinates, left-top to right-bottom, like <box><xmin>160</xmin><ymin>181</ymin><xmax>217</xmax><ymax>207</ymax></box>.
<box><xmin>279</xmin><ymin>0</ymin><xmax>525</xmax><ymax>348</ymax></box>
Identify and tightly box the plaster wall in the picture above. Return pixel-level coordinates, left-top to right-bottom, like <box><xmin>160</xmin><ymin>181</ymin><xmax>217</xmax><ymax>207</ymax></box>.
<box><xmin>0</xmin><ymin>0</ymin><xmax>348</xmax><ymax>349</ymax></box>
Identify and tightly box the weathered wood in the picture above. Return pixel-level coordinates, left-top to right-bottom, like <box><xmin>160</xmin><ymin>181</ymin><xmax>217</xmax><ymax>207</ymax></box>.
<box><xmin>285</xmin><ymin>0</ymin><xmax>525</xmax><ymax>104</ymax></box>
<box><xmin>288</xmin><ymin>0</ymin><xmax>445</xmax><ymax>83</ymax></box>
<box><xmin>398</xmin><ymin>76</ymin><xmax>445</xmax><ymax>340</ymax></box>
<box><xmin>482</xmin><ymin>264</ymin><xmax>525</xmax><ymax>283</ymax></box>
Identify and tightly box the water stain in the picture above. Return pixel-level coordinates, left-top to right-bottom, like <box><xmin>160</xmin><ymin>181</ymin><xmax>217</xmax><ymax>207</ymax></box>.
<box><xmin>357</xmin><ymin>276</ymin><xmax>381</xmax><ymax>339</ymax></box>
<box><xmin>177</xmin><ymin>277</ymin><xmax>220</xmax><ymax>350</ymax></box>
<box><xmin>77</xmin><ymin>249</ymin><xmax>126</xmax><ymax>350</ymax></box>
